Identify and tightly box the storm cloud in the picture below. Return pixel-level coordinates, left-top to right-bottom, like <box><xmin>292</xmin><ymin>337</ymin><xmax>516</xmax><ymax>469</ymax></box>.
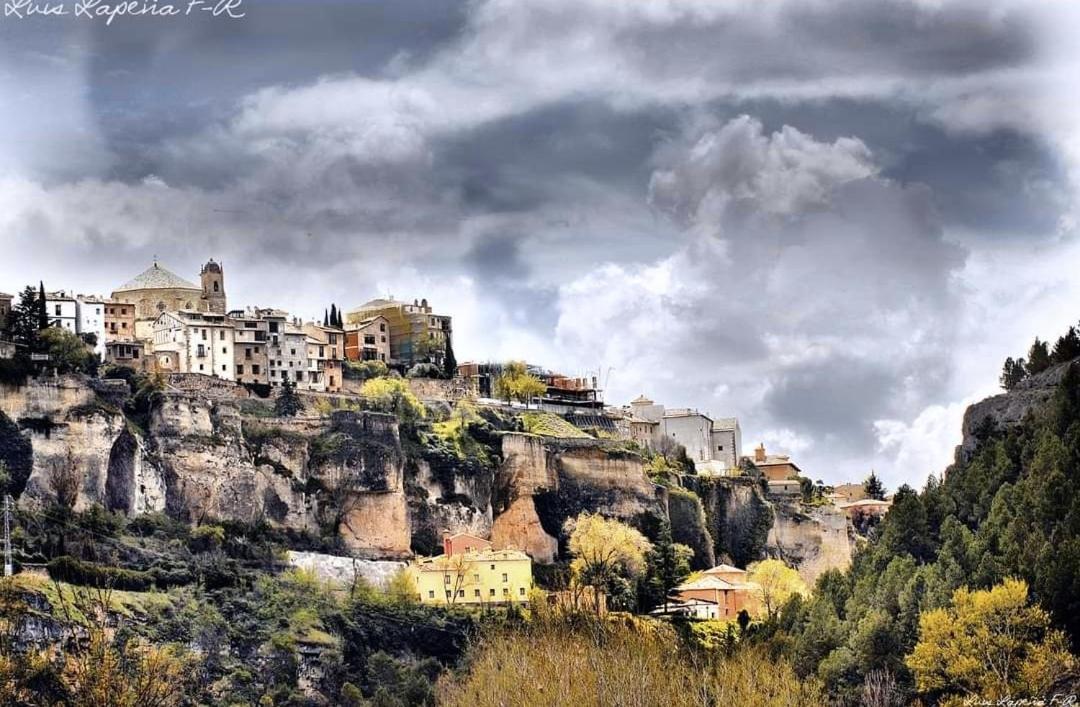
<box><xmin>1</xmin><ymin>0</ymin><xmax>1078</xmax><ymax>488</ymax></box>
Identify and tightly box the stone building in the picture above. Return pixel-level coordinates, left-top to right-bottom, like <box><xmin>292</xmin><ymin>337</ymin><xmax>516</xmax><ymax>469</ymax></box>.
<box><xmin>623</xmin><ymin>395</ymin><xmax>742</xmax><ymax>473</ymax></box>
<box><xmin>111</xmin><ymin>259</ymin><xmax>227</xmax><ymax>341</ymax></box>
<box><xmin>278</xmin><ymin>322</ymin><xmax>310</xmax><ymax>387</ymax></box>
<box><xmin>229</xmin><ymin>309</ymin><xmax>270</xmax><ymax>386</ymax></box>
<box><xmin>744</xmin><ymin>443</ymin><xmax>802</xmax><ymax>481</ymax></box>
<box><xmin>343</xmin><ymin>315</ymin><xmax>390</xmax><ymax>363</ymax></box>
<box><xmin>151</xmin><ymin>310</ymin><xmax>235</xmax><ymax>380</ymax></box>
<box><xmin>344</xmin><ymin>297</ymin><xmax>451</xmax><ymax>369</ymax></box>
<box><xmin>104</xmin><ymin>340</ymin><xmax>150</xmax><ymax>373</ymax></box>
<box><xmin>0</xmin><ymin>292</ymin><xmax>12</xmax><ymax>330</ymax></box>
<box><xmin>104</xmin><ymin>301</ymin><xmax>136</xmax><ymax>342</ymax></box>
<box><xmin>302</xmin><ymin>323</ymin><xmax>344</xmax><ymax>392</ymax></box>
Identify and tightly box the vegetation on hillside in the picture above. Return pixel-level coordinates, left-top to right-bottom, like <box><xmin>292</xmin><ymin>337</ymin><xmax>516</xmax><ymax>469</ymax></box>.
<box><xmin>520</xmin><ymin>411</ymin><xmax>590</xmax><ymax>439</ymax></box>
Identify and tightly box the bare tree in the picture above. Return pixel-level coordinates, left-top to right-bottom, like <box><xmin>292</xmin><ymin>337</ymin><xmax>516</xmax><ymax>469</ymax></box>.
<box><xmin>861</xmin><ymin>669</ymin><xmax>904</xmax><ymax>707</ymax></box>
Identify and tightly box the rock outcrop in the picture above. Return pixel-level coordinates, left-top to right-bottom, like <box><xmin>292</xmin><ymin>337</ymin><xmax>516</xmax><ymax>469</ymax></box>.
<box><xmin>766</xmin><ymin>498</ymin><xmax>852</xmax><ymax>586</ymax></box>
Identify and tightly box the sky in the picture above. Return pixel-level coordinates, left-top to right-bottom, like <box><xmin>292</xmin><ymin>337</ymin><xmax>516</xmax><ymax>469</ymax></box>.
<box><xmin>2</xmin><ymin>0</ymin><xmax>1079</xmax><ymax>490</ymax></box>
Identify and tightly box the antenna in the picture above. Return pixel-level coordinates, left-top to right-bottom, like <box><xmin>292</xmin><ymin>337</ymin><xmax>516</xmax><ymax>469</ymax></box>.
<box><xmin>3</xmin><ymin>495</ymin><xmax>12</xmax><ymax>577</ymax></box>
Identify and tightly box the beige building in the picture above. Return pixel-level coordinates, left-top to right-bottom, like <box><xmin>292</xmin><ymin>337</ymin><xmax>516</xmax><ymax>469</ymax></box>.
<box><xmin>104</xmin><ymin>300</ymin><xmax>136</xmax><ymax>342</ymax></box>
<box><xmin>344</xmin><ymin>315</ymin><xmax>390</xmax><ymax>363</ymax></box>
<box><xmin>0</xmin><ymin>292</ymin><xmax>12</xmax><ymax>330</ymax></box>
<box><xmin>278</xmin><ymin>322</ymin><xmax>310</xmax><ymax>387</ymax></box>
<box><xmin>151</xmin><ymin>310</ymin><xmax>235</xmax><ymax>379</ymax></box>
<box><xmin>302</xmin><ymin>323</ymin><xmax>344</xmax><ymax>392</ymax></box>
<box><xmin>744</xmin><ymin>443</ymin><xmax>802</xmax><ymax>481</ymax></box>
<box><xmin>230</xmin><ymin>309</ymin><xmax>270</xmax><ymax>386</ymax></box>
<box><xmin>111</xmin><ymin>259</ymin><xmax>227</xmax><ymax>341</ymax></box>
<box><xmin>344</xmin><ymin>297</ymin><xmax>451</xmax><ymax>368</ymax></box>
<box><xmin>411</xmin><ymin>544</ymin><xmax>532</xmax><ymax>606</ymax></box>
<box><xmin>104</xmin><ymin>340</ymin><xmax>150</xmax><ymax>373</ymax></box>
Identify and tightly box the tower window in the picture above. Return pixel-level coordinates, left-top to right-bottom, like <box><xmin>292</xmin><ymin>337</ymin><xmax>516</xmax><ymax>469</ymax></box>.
<box><xmin>213</xmin><ymin>282</ymin><xmax>219</xmax><ymax>292</ymax></box>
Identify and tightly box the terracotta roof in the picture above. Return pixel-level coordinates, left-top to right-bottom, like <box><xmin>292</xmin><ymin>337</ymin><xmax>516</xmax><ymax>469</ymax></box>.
<box><xmin>676</xmin><ymin>575</ymin><xmax>755</xmax><ymax>592</ymax></box>
<box><xmin>114</xmin><ymin>263</ymin><xmax>200</xmax><ymax>293</ymax></box>
<box><xmin>838</xmin><ymin>499</ymin><xmax>892</xmax><ymax>509</ymax></box>
<box><xmin>415</xmin><ymin>548</ymin><xmax>530</xmax><ymax>571</ymax></box>
<box><xmin>703</xmin><ymin>563</ymin><xmax>746</xmax><ymax>576</ymax></box>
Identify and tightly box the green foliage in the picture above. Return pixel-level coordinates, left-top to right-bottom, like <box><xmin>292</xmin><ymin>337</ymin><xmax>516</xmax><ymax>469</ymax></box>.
<box><xmin>1026</xmin><ymin>337</ymin><xmax>1052</xmax><ymax>375</ymax></box>
<box><xmin>344</xmin><ymin>359</ymin><xmax>389</xmax><ymax>381</ymax></box>
<box><xmin>1000</xmin><ymin>356</ymin><xmax>1028</xmax><ymax>390</ymax></box>
<box><xmin>360</xmin><ymin>378</ymin><xmax>426</xmax><ymax>424</ymax></box>
<box><xmin>443</xmin><ymin>336</ymin><xmax>457</xmax><ymax>379</ymax></box>
<box><xmin>520</xmin><ymin>411</ymin><xmax>590</xmax><ymax>438</ymax></box>
<box><xmin>1052</xmin><ymin>325</ymin><xmax>1080</xmax><ymax>364</ymax></box>
<box><xmin>406</xmin><ymin>362</ymin><xmax>442</xmax><ymax>379</ymax></box>
<box><xmin>38</xmin><ymin>326</ymin><xmax>98</xmax><ymax>375</ymax></box>
<box><xmin>863</xmin><ymin>471</ymin><xmax>886</xmax><ymax>500</ymax></box>
<box><xmin>638</xmin><ymin>515</ymin><xmax>692</xmax><ymax>612</ymax></box>
<box><xmin>273</xmin><ymin>378</ymin><xmax>303</xmax><ymax>417</ymax></box>
<box><xmin>493</xmin><ymin>361</ymin><xmax>546</xmax><ymax>405</ymax></box>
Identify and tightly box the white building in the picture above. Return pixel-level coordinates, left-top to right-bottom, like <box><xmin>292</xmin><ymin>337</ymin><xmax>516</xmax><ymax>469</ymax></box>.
<box><xmin>151</xmin><ymin>310</ymin><xmax>235</xmax><ymax>379</ymax></box>
<box><xmin>278</xmin><ymin>322</ymin><xmax>310</xmax><ymax>387</ymax></box>
<box><xmin>627</xmin><ymin>395</ymin><xmax>742</xmax><ymax>473</ymax></box>
<box><xmin>45</xmin><ymin>291</ymin><xmax>78</xmax><ymax>333</ymax></box>
<box><xmin>76</xmin><ymin>296</ymin><xmax>107</xmax><ymax>357</ymax></box>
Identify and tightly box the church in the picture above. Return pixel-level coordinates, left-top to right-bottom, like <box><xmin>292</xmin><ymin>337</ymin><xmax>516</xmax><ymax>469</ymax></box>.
<box><xmin>110</xmin><ymin>259</ymin><xmax>227</xmax><ymax>341</ymax></box>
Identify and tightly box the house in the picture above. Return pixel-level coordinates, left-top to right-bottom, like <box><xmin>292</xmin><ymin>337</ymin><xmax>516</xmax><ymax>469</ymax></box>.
<box><xmin>411</xmin><ymin>538</ymin><xmax>532</xmax><ymax>606</ymax></box>
<box><xmin>672</xmin><ymin>572</ymin><xmax>758</xmax><ymax>620</ymax></box>
<box><xmin>343</xmin><ymin>315</ymin><xmax>390</xmax><ymax>363</ymax></box>
<box><xmin>838</xmin><ymin>498</ymin><xmax>892</xmax><ymax>522</ymax></box>
<box><xmin>76</xmin><ymin>295</ymin><xmax>107</xmax><ymax>357</ymax></box>
<box><xmin>702</xmin><ymin>563</ymin><xmax>749</xmax><ymax>584</ymax></box>
<box><xmin>45</xmin><ymin>291</ymin><xmax>78</xmax><ymax>333</ymax></box>
<box><xmin>344</xmin><ymin>297</ymin><xmax>451</xmax><ymax>369</ymax></box>
<box><xmin>538</xmin><ymin>373</ymin><xmax>604</xmax><ymax>415</ymax></box>
<box><xmin>104</xmin><ymin>340</ymin><xmax>150</xmax><ymax>373</ymax></box>
<box><xmin>302</xmin><ymin>323</ymin><xmax>344</xmax><ymax>392</ymax></box>
<box><xmin>277</xmin><ymin>322</ymin><xmax>310</xmax><ymax>387</ymax></box>
<box><xmin>104</xmin><ymin>301</ymin><xmax>136</xmax><ymax>342</ymax></box>
<box><xmin>229</xmin><ymin>309</ymin><xmax>270</xmax><ymax>386</ymax></box>
<box><xmin>624</xmin><ymin>395</ymin><xmax>742</xmax><ymax>471</ymax></box>
<box><xmin>0</xmin><ymin>292</ymin><xmax>12</xmax><ymax>330</ymax></box>
<box><xmin>828</xmin><ymin>483</ymin><xmax>868</xmax><ymax>504</ymax></box>
<box><xmin>649</xmin><ymin>598</ymin><xmax>721</xmax><ymax>620</ymax></box>
<box><xmin>744</xmin><ymin>443</ymin><xmax>801</xmax><ymax>481</ymax></box>
<box><xmin>151</xmin><ymin>310</ymin><xmax>235</xmax><ymax>379</ymax></box>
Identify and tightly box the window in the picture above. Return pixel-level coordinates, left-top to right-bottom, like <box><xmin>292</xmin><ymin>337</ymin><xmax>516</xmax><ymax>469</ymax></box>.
<box><xmin>198</xmin><ymin>364</ymin><xmax>204</xmax><ymax>371</ymax></box>
<box><xmin>252</xmin><ymin>365</ymin><xmax>260</xmax><ymax>375</ymax></box>
<box><xmin>245</xmin><ymin>347</ymin><xmax>252</xmax><ymax>359</ymax></box>
<box><xmin>457</xmin><ymin>590</ymin><xmax>464</xmax><ymax>597</ymax></box>
<box><xmin>474</xmin><ymin>589</ymin><xmax>481</xmax><ymax>598</ymax></box>
<box><xmin>502</xmin><ymin>588</ymin><xmax>509</xmax><ymax>596</ymax></box>
<box><xmin>718</xmin><ymin>445</ymin><xmax>724</xmax><ymax>451</ymax></box>
<box><xmin>54</xmin><ymin>304</ymin><xmax>61</xmax><ymax>316</ymax></box>
<box><xmin>490</xmin><ymin>564</ymin><xmax>495</xmax><ymax>570</ymax></box>
<box><xmin>219</xmin><ymin>330</ymin><xmax>225</xmax><ymax>340</ymax></box>
<box><xmin>237</xmin><ymin>365</ymin><xmax>244</xmax><ymax>375</ymax></box>
<box><xmin>213</xmin><ymin>281</ymin><xmax>219</xmax><ymax>292</ymax></box>
<box><xmin>489</xmin><ymin>589</ymin><xmax>496</xmax><ymax>597</ymax></box>
<box><xmin>473</xmin><ymin>574</ymin><xmax>479</xmax><ymax>582</ymax></box>
<box><xmin>380</xmin><ymin>323</ymin><xmax>386</xmax><ymax>332</ymax></box>
<box><xmin>428</xmin><ymin>590</ymin><xmax>435</xmax><ymax>599</ymax></box>
<box><xmin>222</xmin><ymin>365</ymin><xmax>227</xmax><ymax>372</ymax></box>
<box><xmin>519</xmin><ymin>587</ymin><xmax>526</xmax><ymax>596</ymax></box>
<box><xmin>222</xmin><ymin>348</ymin><xmax>227</xmax><ymax>354</ymax></box>
<box><xmin>201</xmin><ymin>329</ymin><xmax>207</xmax><ymax>340</ymax></box>
<box><xmin>502</xmin><ymin>573</ymin><xmax>508</xmax><ymax>583</ymax></box>
<box><xmin>445</xmin><ymin>591</ymin><xmax>451</xmax><ymax>599</ymax></box>
<box><xmin>444</xmin><ymin>575</ymin><xmax>451</xmax><ymax>585</ymax></box>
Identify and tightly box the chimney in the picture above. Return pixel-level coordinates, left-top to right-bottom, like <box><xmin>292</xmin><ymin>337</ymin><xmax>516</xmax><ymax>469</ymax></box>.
<box><xmin>443</xmin><ymin>532</ymin><xmax>453</xmax><ymax>557</ymax></box>
<box><xmin>754</xmin><ymin>443</ymin><xmax>766</xmax><ymax>463</ymax></box>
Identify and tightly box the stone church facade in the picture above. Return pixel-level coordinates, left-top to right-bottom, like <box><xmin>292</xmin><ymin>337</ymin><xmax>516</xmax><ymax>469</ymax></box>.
<box><xmin>110</xmin><ymin>259</ymin><xmax>228</xmax><ymax>341</ymax></box>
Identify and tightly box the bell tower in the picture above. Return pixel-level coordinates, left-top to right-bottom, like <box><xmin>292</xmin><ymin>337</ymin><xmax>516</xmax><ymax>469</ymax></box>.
<box><xmin>200</xmin><ymin>259</ymin><xmax>227</xmax><ymax>313</ymax></box>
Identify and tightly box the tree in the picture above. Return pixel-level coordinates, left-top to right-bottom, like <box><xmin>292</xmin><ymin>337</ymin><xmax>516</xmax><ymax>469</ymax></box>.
<box><xmin>2</xmin><ymin>286</ymin><xmax>40</xmax><ymax>348</ymax></box>
<box><xmin>37</xmin><ymin>282</ymin><xmax>48</xmax><ymax>331</ymax></box>
<box><xmin>360</xmin><ymin>378</ymin><xmax>425</xmax><ymax>424</ymax></box>
<box><xmin>1051</xmin><ymin>325</ymin><xmax>1080</xmax><ymax>364</ymax></box>
<box><xmin>905</xmin><ymin>578</ymin><xmax>1076</xmax><ymax>702</ymax></box>
<box><xmin>274</xmin><ymin>379</ymin><xmax>303</xmax><ymax>417</ymax></box>
<box><xmin>564</xmin><ymin>513</ymin><xmax>652</xmax><ymax>614</ymax></box>
<box><xmin>493</xmin><ymin>361</ymin><xmax>547</xmax><ymax>408</ymax></box>
<box><xmin>1026</xmin><ymin>338</ymin><xmax>1051</xmax><ymax>375</ymax></box>
<box><xmin>747</xmin><ymin>559</ymin><xmax>807</xmax><ymax>619</ymax></box>
<box><xmin>323</xmin><ymin>308</ymin><xmax>329</xmax><ymax>327</ymax></box>
<box><xmin>39</xmin><ymin>327</ymin><xmax>97</xmax><ymax>374</ymax></box>
<box><xmin>1000</xmin><ymin>356</ymin><xmax>1028</xmax><ymax>390</ymax></box>
<box><xmin>863</xmin><ymin>472</ymin><xmax>886</xmax><ymax>501</ymax></box>
<box><xmin>443</xmin><ymin>336</ymin><xmax>457</xmax><ymax>379</ymax></box>
<box><xmin>640</xmin><ymin>517</ymin><xmax>692</xmax><ymax>612</ymax></box>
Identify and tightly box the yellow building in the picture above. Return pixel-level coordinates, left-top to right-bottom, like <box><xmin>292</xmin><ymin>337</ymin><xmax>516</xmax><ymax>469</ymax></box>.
<box><xmin>411</xmin><ymin>547</ymin><xmax>532</xmax><ymax>606</ymax></box>
<box><xmin>344</xmin><ymin>297</ymin><xmax>451</xmax><ymax>369</ymax></box>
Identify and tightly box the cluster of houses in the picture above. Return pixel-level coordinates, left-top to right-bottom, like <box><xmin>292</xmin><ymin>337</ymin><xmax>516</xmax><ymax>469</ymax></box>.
<box><xmin>0</xmin><ymin>259</ymin><xmax>453</xmax><ymax>394</ymax></box>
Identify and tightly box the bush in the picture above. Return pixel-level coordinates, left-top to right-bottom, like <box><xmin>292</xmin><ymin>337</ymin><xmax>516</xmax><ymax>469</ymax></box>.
<box><xmin>344</xmin><ymin>360</ymin><xmax>389</xmax><ymax>382</ymax></box>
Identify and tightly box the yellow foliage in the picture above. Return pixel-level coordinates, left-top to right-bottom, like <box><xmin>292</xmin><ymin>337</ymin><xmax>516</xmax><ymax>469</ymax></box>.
<box><xmin>438</xmin><ymin>617</ymin><xmax>823</xmax><ymax>706</ymax></box>
<box><xmin>905</xmin><ymin>578</ymin><xmax>1076</xmax><ymax>701</ymax></box>
<box><xmin>747</xmin><ymin>559</ymin><xmax>807</xmax><ymax>618</ymax></box>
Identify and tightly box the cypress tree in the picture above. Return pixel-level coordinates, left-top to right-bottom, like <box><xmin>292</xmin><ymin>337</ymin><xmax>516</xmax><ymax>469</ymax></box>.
<box><xmin>443</xmin><ymin>336</ymin><xmax>457</xmax><ymax>378</ymax></box>
<box><xmin>37</xmin><ymin>281</ymin><xmax>49</xmax><ymax>330</ymax></box>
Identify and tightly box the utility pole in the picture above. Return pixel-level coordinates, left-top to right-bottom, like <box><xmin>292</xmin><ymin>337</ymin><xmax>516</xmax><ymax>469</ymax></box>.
<box><xmin>3</xmin><ymin>495</ymin><xmax>12</xmax><ymax>577</ymax></box>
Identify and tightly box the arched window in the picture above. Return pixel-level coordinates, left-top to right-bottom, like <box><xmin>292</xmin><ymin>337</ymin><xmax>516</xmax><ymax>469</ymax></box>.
<box><xmin>213</xmin><ymin>281</ymin><xmax>219</xmax><ymax>292</ymax></box>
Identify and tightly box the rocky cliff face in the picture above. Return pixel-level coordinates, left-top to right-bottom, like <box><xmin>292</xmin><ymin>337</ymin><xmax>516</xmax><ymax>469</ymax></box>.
<box><xmin>491</xmin><ymin>433</ymin><xmax>664</xmax><ymax>563</ymax></box>
<box><xmin>766</xmin><ymin>498</ymin><xmax>852</xmax><ymax>586</ymax></box>
<box><xmin>955</xmin><ymin>361</ymin><xmax>1072</xmax><ymax>464</ymax></box>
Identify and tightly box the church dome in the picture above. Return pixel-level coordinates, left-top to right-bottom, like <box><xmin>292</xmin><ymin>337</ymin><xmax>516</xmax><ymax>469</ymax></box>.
<box><xmin>113</xmin><ymin>263</ymin><xmax>200</xmax><ymax>293</ymax></box>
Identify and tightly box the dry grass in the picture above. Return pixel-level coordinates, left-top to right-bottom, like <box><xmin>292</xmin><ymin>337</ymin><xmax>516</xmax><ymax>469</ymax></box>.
<box><xmin>438</xmin><ymin>616</ymin><xmax>824</xmax><ymax>707</ymax></box>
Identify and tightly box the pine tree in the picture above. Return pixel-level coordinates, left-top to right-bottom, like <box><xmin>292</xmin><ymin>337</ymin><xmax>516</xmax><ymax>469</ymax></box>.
<box><xmin>274</xmin><ymin>379</ymin><xmax>303</xmax><ymax>417</ymax></box>
<box><xmin>443</xmin><ymin>336</ymin><xmax>457</xmax><ymax>379</ymax></box>
<box><xmin>863</xmin><ymin>472</ymin><xmax>886</xmax><ymax>500</ymax></box>
<box><xmin>37</xmin><ymin>281</ymin><xmax>49</xmax><ymax>330</ymax></box>
<box><xmin>1000</xmin><ymin>357</ymin><xmax>1028</xmax><ymax>390</ymax></box>
<box><xmin>1051</xmin><ymin>326</ymin><xmax>1080</xmax><ymax>364</ymax></box>
<box><xmin>1026</xmin><ymin>338</ymin><xmax>1052</xmax><ymax>375</ymax></box>
<box><xmin>329</xmin><ymin>304</ymin><xmax>338</xmax><ymax>328</ymax></box>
